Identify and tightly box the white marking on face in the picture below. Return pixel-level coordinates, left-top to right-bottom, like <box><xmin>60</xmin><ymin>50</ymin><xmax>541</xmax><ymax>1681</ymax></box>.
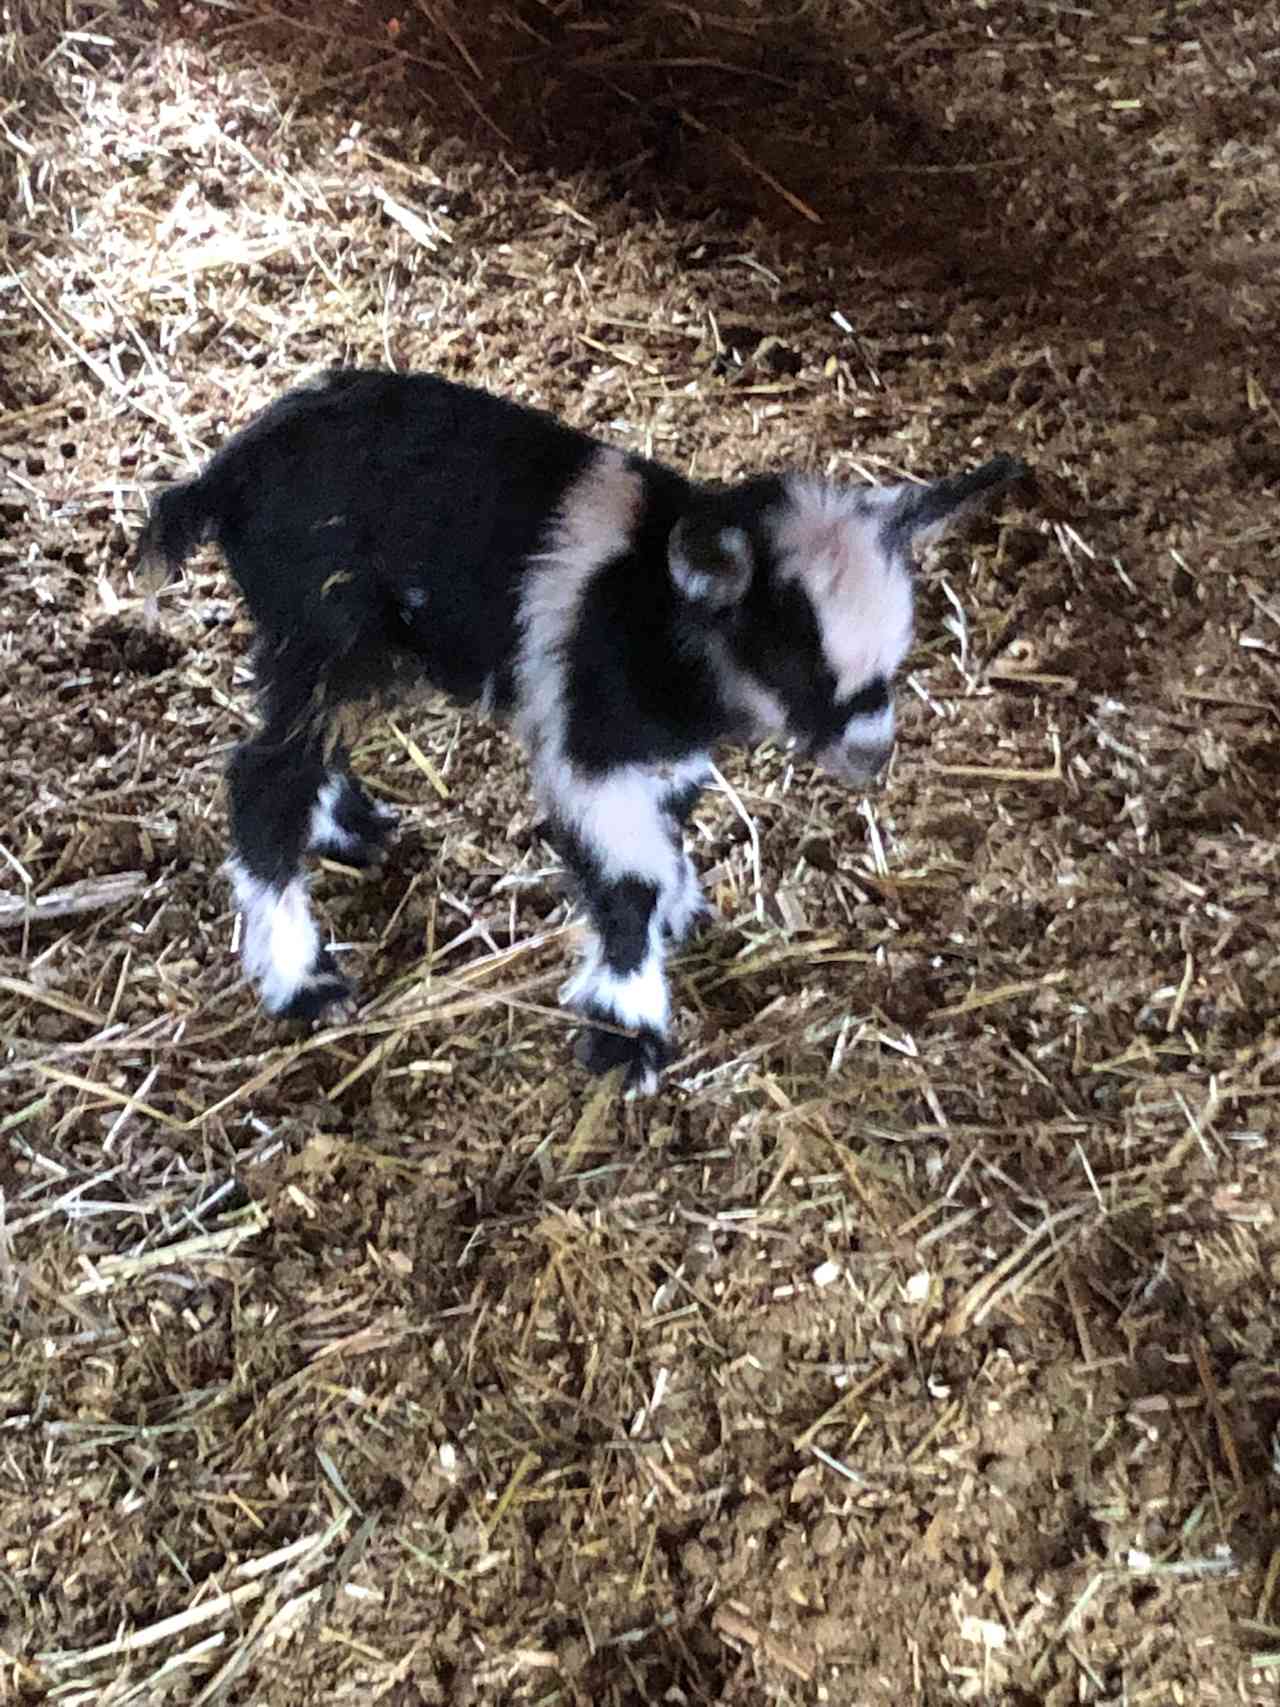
<box><xmin>773</xmin><ymin>477</ymin><xmax>915</xmax><ymax>700</ymax></box>
<box><xmin>307</xmin><ymin>776</ymin><xmax>362</xmax><ymax>856</ymax></box>
<box><xmin>227</xmin><ymin>859</ymin><xmax>321</xmax><ymax>1013</ymax></box>
<box><xmin>514</xmin><ymin>447</ymin><xmax>644</xmax><ymax>761</ymax></box>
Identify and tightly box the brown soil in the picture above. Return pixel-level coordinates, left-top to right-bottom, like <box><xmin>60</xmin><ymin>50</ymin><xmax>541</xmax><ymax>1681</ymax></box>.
<box><xmin>2</xmin><ymin>2</ymin><xmax>1279</xmax><ymax>1703</ymax></box>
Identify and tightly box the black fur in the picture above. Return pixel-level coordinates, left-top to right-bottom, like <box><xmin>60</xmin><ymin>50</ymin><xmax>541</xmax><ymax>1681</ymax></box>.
<box><xmin>663</xmin><ymin>780</ymin><xmax>705</xmax><ymax>830</ymax></box>
<box><xmin>880</xmin><ymin>453</ymin><xmax>1029</xmax><ymax>555</ymax></box>
<box><xmin>140</xmin><ymin>370</ymin><xmax>598</xmax><ymax>712</ymax></box>
<box><xmin>274</xmin><ymin>950</ymin><xmax>350</xmax><ymax>1022</ymax></box>
<box><xmin>225</xmin><ymin>660</ymin><xmax>330</xmax><ymax>891</ymax></box>
<box><xmin>575</xmin><ymin>1022</ymin><xmax>670</xmax><ymax>1088</ymax></box>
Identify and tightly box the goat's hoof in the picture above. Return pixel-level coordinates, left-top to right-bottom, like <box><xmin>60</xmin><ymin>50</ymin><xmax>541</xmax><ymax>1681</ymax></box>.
<box><xmin>275</xmin><ymin>953</ymin><xmax>353</xmax><ymax>1023</ymax></box>
<box><xmin>346</xmin><ymin>790</ymin><xmax>397</xmax><ymax>853</ymax></box>
<box><xmin>312</xmin><ymin>834</ymin><xmax>387</xmax><ymax>870</ymax></box>
<box><xmin>575</xmin><ymin>1023</ymin><xmax>670</xmax><ymax>1096</ymax></box>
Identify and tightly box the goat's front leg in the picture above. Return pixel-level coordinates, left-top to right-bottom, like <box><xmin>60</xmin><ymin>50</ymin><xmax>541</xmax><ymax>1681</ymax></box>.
<box><xmin>551</xmin><ymin>770</ymin><xmax>680</xmax><ymax>1095</ymax></box>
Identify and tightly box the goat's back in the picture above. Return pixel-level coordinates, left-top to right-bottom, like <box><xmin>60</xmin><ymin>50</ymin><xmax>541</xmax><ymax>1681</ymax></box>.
<box><xmin>174</xmin><ymin>370</ymin><xmax>606</xmax><ymax>705</ymax></box>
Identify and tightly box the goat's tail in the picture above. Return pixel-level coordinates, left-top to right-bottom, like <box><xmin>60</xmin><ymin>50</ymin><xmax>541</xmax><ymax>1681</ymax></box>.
<box><xmin>135</xmin><ymin>475</ymin><xmax>217</xmax><ymax>609</ymax></box>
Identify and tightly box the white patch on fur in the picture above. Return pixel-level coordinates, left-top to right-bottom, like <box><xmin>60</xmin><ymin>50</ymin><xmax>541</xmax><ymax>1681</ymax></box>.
<box><xmin>545</xmin><ymin>765</ymin><xmax>690</xmax><ymax>1039</ymax></box>
<box><xmin>514</xmin><ymin>456</ymin><xmax>705</xmax><ymax>895</ymax></box>
<box><xmin>227</xmin><ymin>859</ymin><xmax>321</xmax><ymax>1013</ymax></box>
<box><xmin>663</xmin><ymin>852</ymin><xmax>709</xmax><ymax>942</ymax></box>
<box><xmin>561</xmin><ymin>917</ymin><xmax>670</xmax><ymax>1035</ymax></box>
<box><xmin>654</xmin><ymin>756</ymin><xmax>710</xmax><ymax>940</ymax></box>
<box><xmin>773</xmin><ymin>477</ymin><xmax>915</xmax><ymax>701</ymax></box>
<box><xmin>513</xmin><ymin>454</ymin><xmax>712</xmax><ymax>1060</ymax></box>
<box><xmin>546</xmin><ymin>763</ymin><xmax>683</xmax><ymax>891</ymax></box>
<box><xmin>843</xmin><ymin>703</ymin><xmax>896</xmax><ymax>750</ymax></box>
<box><xmin>660</xmin><ymin>754</ymin><xmax>714</xmax><ymax>800</ymax></box>
<box><xmin>514</xmin><ymin>447</ymin><xmax>644</xmax><ymax>762</ymax></box>
<box><xmin>558</xmin><ymin>935</ymin><xmax>602</xmax><ymax>1009</ymax></box>
<box><xmin>308</xmin><ymin>776</ymin><xmax>362</xmax><ymax>856</ymax></box>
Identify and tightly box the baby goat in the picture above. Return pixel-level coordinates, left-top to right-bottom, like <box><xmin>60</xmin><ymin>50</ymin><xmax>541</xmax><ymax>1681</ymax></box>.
<box><xmin>139</xmin><ymin>368</ymin><xmax>1025</xmax><ymax>1091</ymax></box>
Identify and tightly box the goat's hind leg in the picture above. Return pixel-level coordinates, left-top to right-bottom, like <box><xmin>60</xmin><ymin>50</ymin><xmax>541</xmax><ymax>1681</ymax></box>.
<box><xmin>227</xmin><ymin>704</ymin><xmax>350</xmax><ymax>1021</ymax></box>
<box><xmin>307</xmin><ymin>743</ymin><xmax>397</xmax><ymax>868</ymax></box>
<box><xmin>659</xmin><ymin>762</ymin><xmax>713</xmax><ymax>946</ymax></box>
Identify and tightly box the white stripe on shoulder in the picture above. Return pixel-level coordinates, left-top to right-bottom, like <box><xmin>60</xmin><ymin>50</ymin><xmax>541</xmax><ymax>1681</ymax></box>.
<box><xmin>513</xmin><ymin>447</ymin><xmax>644</xmax><ymax>760</ymax></box>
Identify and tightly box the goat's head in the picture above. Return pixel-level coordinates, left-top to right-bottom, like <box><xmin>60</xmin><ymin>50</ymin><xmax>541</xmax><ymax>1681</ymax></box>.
<box><xmin>669</xmin><ymin>455</ymin><xmax>1028</xmax><ymax>783</ymax></box>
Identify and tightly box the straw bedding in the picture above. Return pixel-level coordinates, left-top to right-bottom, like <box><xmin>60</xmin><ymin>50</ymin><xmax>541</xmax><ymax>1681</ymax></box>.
<box><xmin>2</xmin><ymin>1</ymin><xmax>1278</xmax><ymax>1700</ymax></box>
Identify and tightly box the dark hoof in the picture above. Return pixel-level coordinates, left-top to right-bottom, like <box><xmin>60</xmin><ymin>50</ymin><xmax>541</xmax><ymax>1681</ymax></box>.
<box><xmin>575</xmin><ymin>1022</ymin><xmax>670</xmax><ymax>1095</ymax></box>
<box><xmin>311</xmin><ymin>835</ymin><xmax>385</xmax><ymax>869</ymax></box>
<box><xmin>274</xmin><ymin>951</ymin><xmax>353</xmax><ymax>1022</ymax></box>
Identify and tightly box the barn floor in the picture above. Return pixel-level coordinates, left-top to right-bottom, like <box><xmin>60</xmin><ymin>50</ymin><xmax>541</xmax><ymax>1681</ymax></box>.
<box><xmin>3</xmin><ymin>2</ymin><xmax>1279</xmax><ymax>1702</ymax></box>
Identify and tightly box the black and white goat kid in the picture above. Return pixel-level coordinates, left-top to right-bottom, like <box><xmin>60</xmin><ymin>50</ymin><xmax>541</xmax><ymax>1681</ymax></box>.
<box><xmin>139</xmin><ymin>369</ymin><xmax>1025</xmax><ymax>1092</ymax></box>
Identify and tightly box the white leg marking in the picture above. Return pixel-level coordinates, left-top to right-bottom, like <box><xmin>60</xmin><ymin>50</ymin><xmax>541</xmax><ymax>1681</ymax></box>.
<box><xmin>541</xmin><ymin>763</ymin><xmax>683</xmax><ymax>890</ymax></box>
<box><xmin>662</xmin><ymin>755</ymin><xmax>714</xmax><ymax>797</ymax></box>
<box><xmin>842</xmin><ymin>703</ymin><xmax>896</xmax><ymax>748</ymax></box>
<box><xmin>659</xmin><ymin>755</ymin><xmax>712</xmax><ymax>942</ymax></box>
<box><xmin>662</xmin><ymin>852</ymin><xmax>709</xmax><ymax>944</ymax></box>
<box><xmin>562</xmin><ymin>919</ymin><xmax>670</xmax><ymax>1035</ymax></box>
<box><xmin>547</xmin><ymin>766</ymin><xmax>686</xmax><ymax>1049</ymax></box>
<box><xmin>559</xmin><ymin>931</ymin><xmax>603</xmax><ymax>1010</ymax></box>
<box><xmin>228</xmin><ymin>859</ymin><xmax>321</xmax><ymax>1013</ymax></box>
<box><xmin>307</xmin><ymin>776</ymin><xmax>363</xmax><ymax>856</ymax></box>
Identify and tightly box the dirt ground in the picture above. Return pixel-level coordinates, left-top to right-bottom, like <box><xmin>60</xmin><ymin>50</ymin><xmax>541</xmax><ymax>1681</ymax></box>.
<box><xmin>2</xmin><ymin>1</ymin><xmax>1279</xmax><ymax>1701</ymax></box>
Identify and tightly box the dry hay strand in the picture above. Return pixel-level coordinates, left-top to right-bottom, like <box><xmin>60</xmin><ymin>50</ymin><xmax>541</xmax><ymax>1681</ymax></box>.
<box><xmin>0</xmin><ymin>0</ymin><xmax>69</xmax><ymax>99</ymax></box>
<box><xmin>0</xmin><ymin>0</ymin><xmax>78</xmax><ymax>240</ymax></box>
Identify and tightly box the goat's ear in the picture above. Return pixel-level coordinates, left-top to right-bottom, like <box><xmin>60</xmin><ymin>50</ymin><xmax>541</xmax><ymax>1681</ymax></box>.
<box><xmin>883</xmin><ymin>454</ymin><xmax>1030</xmax><ymax>550</ymax></box>
<box><xmin>669</xmin><ymin>519</ymin><xmax>754</xmax><ymax>609</ymax></box>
